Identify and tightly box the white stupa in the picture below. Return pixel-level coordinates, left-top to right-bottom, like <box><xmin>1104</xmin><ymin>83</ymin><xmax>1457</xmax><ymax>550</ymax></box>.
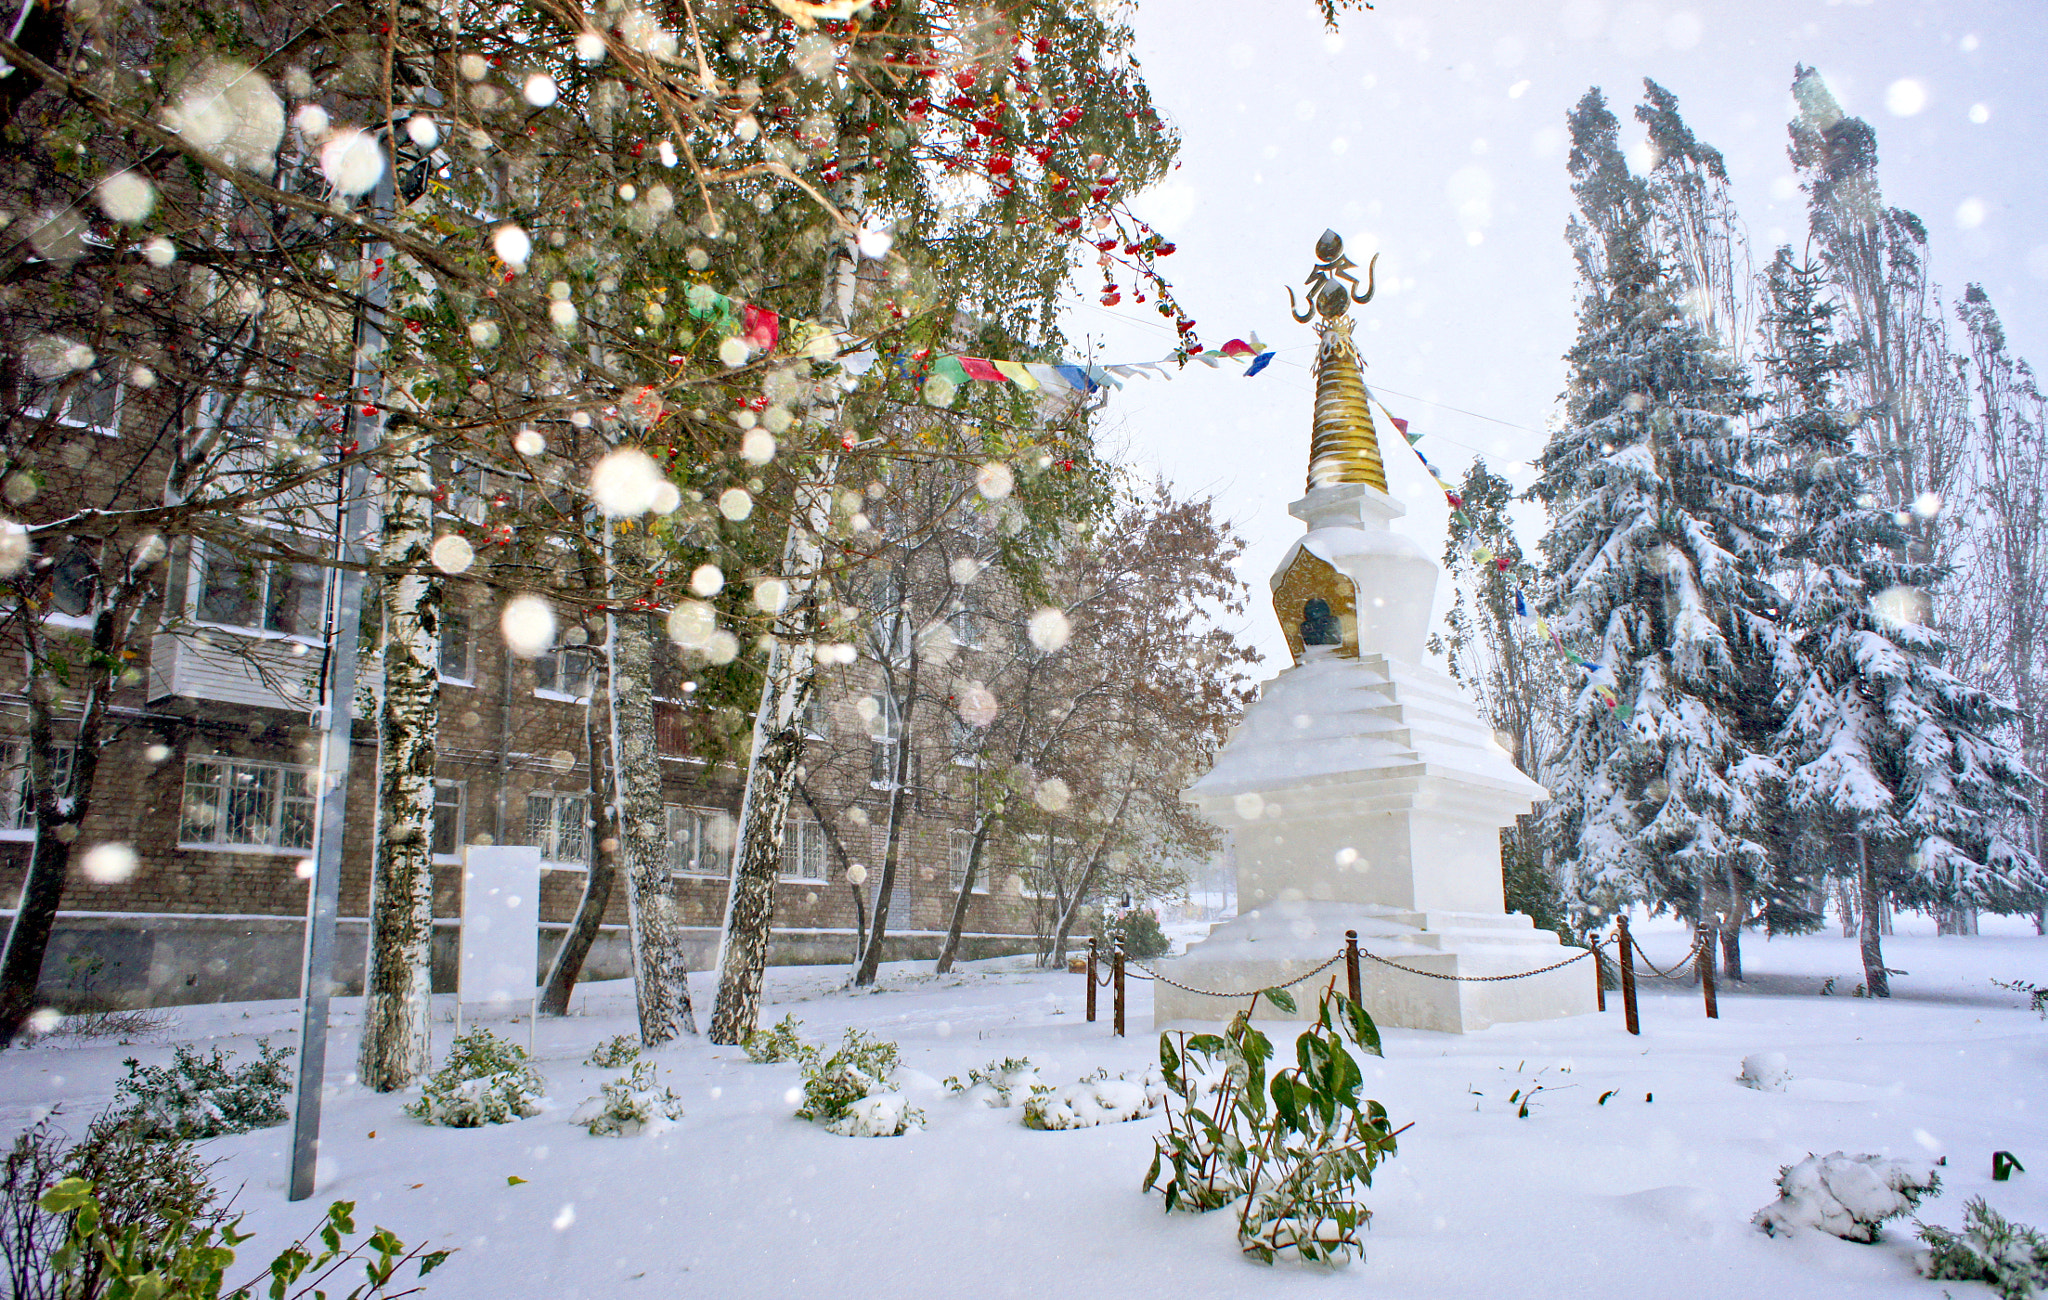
<box><xmin>1152</xmin><ymin>232</ymin><xmax>1596</xmax><ymax>1033</ymax></box>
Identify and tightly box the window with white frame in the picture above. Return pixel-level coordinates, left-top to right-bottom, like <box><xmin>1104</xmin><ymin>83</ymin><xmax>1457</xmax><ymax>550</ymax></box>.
<box><xmin>949</xmin><ymin>713</ymin><xmax>982</xmax><ymax>766</ymax></box>
<box><xmin>191</xmin><ymin>540</ymin><xmax>326</xmax><ymax>639</ymax></box>
<box><xmin>48</xmin><ymin>541</ymin><xmax>97</xmax><ymax>620</ymax></box>
<box><xmin>781</xmin><ymin>816</ymin><xmax>826</xmax><ymax>881</ymax></box>
<box><xmin>947</xmin><ymin>828</ymin><xmax>981</xmax><ymax>894</ymax></box>
<box><xmin>951</xmin><ymin>604</ymin><xmax>984</xmax><ymax>649</ymax></box>
<box><xmin>24</xmin><ymin>366</ymin><xmax>122</xmax><ymax>436</ymax></box>
<box><xmin>525</xmin><ymin>791</ymin><xmax>589</xmax><ymax>866</ymax></box>
<box><xmin>180</xmin><ymin>756</ymin><xmax>315</xmax><ymax>852</ymax></box>
<box><xmin>534</xmin><ymin>643</ymin><xmax>596</xmax><ymax>698</ymax></box>
<box><xmin>438</xmin><ymin>610</ymin><xmax>473</xmax><ymax>683</ymax></box>
<box><xmin>869</xmin><ymin>694</ymin><xmax>903</xmax><ymax>788</ymax></box>
<box><xmin>431</xmin><ymin>779</ymin><xmax>465</xmax><ymax>861</ymax></box>
<box><xmin>665</xmin><ymin>804</ymin><xmax>734</xmax><ymax>878</ymax></box>
<box><xmin>0</xmin><ymin>741</ymin><xmax>74</xmax><ymax>836</ymax></box>
<box><xmin>798</xmin><ymin>693</ymin><xmax>830</xmax><ymax>739</ymax></box>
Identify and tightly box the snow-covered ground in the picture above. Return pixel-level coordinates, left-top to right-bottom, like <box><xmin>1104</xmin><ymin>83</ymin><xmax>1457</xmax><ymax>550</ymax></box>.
<box><xmin>3</xmin><ymin>918</ymin><xmax>2042</xmax><ymax>1299</ymax></box>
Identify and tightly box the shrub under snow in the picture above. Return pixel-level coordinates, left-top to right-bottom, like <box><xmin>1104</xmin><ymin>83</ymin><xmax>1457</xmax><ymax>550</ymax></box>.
<box><xmin>1919</xmin><ymin>1198</ymin><xmax>2048</xmax><ymax>1299</ymax></box>
<box><xmin>797</xmin><ymin>1028</ymin><xmax>920</xmax><ymax>1136</ymax></box>
<box><xmin>110</xmin><ymin>1041</ymin><xmax>294</xmax><ymax>1139</ymax></box>
<box><xmin>1022</xmin><ymin>1067</ymin><xmax>1166</xmax><ymax>1130</ymax></box>
<box><xmin>945</xmin><ymin>1057</ymin><xmax>1039</xmax><ymax>1108</ymax></box>
<box><xmin>572</xmin><ymin>1061</ymin><xmax>686</xmax><ymax>1136</ymax></box>
<box><xmin>745</xmin><ymin>1014</ymin><xmax>818</xmax><ymax>1065</ymax></box>
<box><xmin>826</xmin><ymin>1093</ymin><xmax>923</xmax><ymax>1138</ymax></box>
<box><xmin>407</xmin><ymin>1028</ymin><xmax>547</xmax><ymax>1127</ymax></box>
<box><xmin>1737</xmin><ymin>1052</ymin><xmax>1792</xmax><ymax>1092</ymax></box>
<box><xmin>1752</xmin><ymin>1151</ymin><xmax>1941</xmax><ymax>1242</ymax></box>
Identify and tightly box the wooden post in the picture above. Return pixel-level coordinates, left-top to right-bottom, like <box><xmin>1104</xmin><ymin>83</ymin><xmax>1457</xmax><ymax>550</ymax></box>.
<box><xmin>1112</xmin><ymin>942</ymin><xmax>1126</xmax><ymax>1038</ymax></box>
<box><xmin>1698</xmin><ymin>927</ymin><xmax>1719</xmax><ymax>1019</ymax></box>
<box><xmin>1085</xmin><ymin>938</ymin><xmax>1098</xmax><ymax>1023</ymax></box>
<box><xmin>1345</xmin><ymin>930</ymin><xmax>1362</xmax><ymax>1004</ymax></box>
<box><xmin>1593</xmin><ymin>940</ymin><xmax>1606</xmax><ymax>1013</ymax></box>
<box><xmin>1616</xmin><ymin>916</ymin><xmax>1640</xmax><ymax>1036</ymax></box>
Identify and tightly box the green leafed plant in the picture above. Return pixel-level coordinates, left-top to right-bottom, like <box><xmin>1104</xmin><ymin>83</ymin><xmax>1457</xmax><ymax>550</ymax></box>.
<box><xmin>1918</xmin><ymin>1198</ymin><xmax>2048</xmax><ymax>1299</ymax></box>
<box><xmin>796</xmin><ymin>1029</ymin><xmax>901</xmax><ymax>1126</ymax></box>
<box><xmin>583</xmin><ymin>1036</ymin><xmax>640</xmax><ymax>1070</ymax></box>
<box><xmin>570</xmin><ymin>1063</ymin><xmax>686</xmax><ymax>1137</ymax></box>
<box><xmin>405</xmin><ymin>1030</ymin><xmax>545</xmax><ymax>1128</ymax></box>
<box><xmin>742</xmin><ymin>1014</ymin><xmax>817</xmax><ymax>1066</ymax></box>
<box><xmin>39</xmin><ymin>1177</ymin><xmax>450</xmax><ymax>1299</ymax></box>
<box><xmin>110</xmin><ymin>1042</ymin><xmax>294</xmax><ymax>1140</ymax></box>
<box><xmin>1143</xmin><ymin>983</ymin><xmax>1402</xmax><ymax>1264</ymax></box>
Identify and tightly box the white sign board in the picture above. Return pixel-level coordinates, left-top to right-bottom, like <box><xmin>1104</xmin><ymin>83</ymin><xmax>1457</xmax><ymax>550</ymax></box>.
<box><xmin>458</xmin><ymin>845</ymin><xmax>542</xmax><ymax>1014</ymax></box>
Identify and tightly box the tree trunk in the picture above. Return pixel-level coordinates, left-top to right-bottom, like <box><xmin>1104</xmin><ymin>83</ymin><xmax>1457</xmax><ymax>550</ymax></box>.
<box><xmin>854</xmin><ymin>651</ymin><xmax>921</xmax><ymax>988</ymax></box>
<box><xmin>1721</xmin><ymin>866</ymin><xmax>1744</xmax><ymax>983</ymax></box>
<box><xmin>935</xmin><ymin>811</ymin><xmax>996</xmax><ymax>974</ymax></box>
<box><xmin>1855</xmin><ymin>833</ymin><xmax>1888</xmax><ymax>998</ymax></box>
<box><xmin>610</xmin><ymin>527</ymin><xmax>695</xmax><ymax>1045</ymax></box>
<box><xmin>358</xmin><ymin>442</ymin><xmax>440</xmax><ymax>1091</ymax></box>
<box><xmin>1835</xmin><ymin>876</ymin><xmax>1857</xmax><ymax>938</ymax></box>
<box><xmin>0</xmin><ymin>557</ymin><xmax>147</xmax><ymax>1044</ymax></box>
<box><xmin>707</xmin><ymin>712</ymin><xmax>806</xmax><ymax>1042</ymax></box>
<box><xmin>537</xmin><ymin>695</ymin><xmax>620</xmax><ymax>1016</ymax></box>
<box><xmin>1050</xmin><ymin>782</ymin><xmax>1136</xmax><ymax>968</ymax></box>
<box><xmin>794</xmin><ymin>781</ymin><xmax>866</xmax><ymax>962</ymax></box>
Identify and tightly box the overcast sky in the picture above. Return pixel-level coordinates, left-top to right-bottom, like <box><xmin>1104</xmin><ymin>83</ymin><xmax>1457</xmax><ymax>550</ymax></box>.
<box><xmin>1072</xmin><ymin>0</ymin><xmax>2048</xmax><ymax>666</ymax></box>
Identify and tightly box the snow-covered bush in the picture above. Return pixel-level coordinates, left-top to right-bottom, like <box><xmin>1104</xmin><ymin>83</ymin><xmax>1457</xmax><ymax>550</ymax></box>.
<box><xmin>796</xmin><ymin>1029</ymin><xmax>916</xmax><ymax>1135</ymax></box>
<box><xmin>585</xmin><ymin>1034</ymin><xmax>640</xmax><ymax>1069</ymax></box>
<box><xmin>1919</xmin><ymin>1198</ymin><xmax>2048</xmax><ymax>1299</ymax></box>
<box><xmin>744</xmin><ymin>1014</ymin><xmax>818</xmax><ymax>1065</ymax></box>
<box><xmin>571</xmin><ymin>1062</ymin><xmax>686</xmax><ymax>1136</ymax></box>
<box><xmin>1738</xmin><ymin>1052</ymin><xmax>1792</xmax><ymax>1092</ymax></box>
<box><xmin>407</xmin><ymin>1029</ymin><xmax>546</xmax><ymax>1128</ymax></box>
<box><xmin>1022</xmin><ymin>1067</ymin><xmax>1165</xmax><ymax>1130</ymax></box>
<box><xmin>944</xmin><ymin>1056</ymin><xmax>1038</xmax><ymax>1107</ymax></box>
<box><xmin>1145</xmin><ymin>984</ymin><xmax>1400</xmax><ymax>1265</ymax></box>
<box><xmin>110</xmin><ymin>1040</ymin><xmax>294</xmax><ymax>1139</ymax></box>
<box><xmin>1752</xmin><ymin>1151</ymin><xmax>1941</xmax><ymax>1242</ymax></box>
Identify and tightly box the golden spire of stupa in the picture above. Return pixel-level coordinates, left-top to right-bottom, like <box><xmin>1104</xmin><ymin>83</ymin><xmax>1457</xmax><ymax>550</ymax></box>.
<box><xmin>1289</xmin><ymin>230</ymin><xmax>1386</xmax><ymax>494</ymax></box>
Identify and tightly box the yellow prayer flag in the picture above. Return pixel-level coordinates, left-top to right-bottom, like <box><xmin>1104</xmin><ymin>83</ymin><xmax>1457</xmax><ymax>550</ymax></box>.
<box><xmin>993</xmin><ymin>360</ymin><xmax>1039</xmax><ymax>390</ymax></box>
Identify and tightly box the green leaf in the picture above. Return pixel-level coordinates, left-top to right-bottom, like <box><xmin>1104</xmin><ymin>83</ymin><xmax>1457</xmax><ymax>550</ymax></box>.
<box><xmin>506</xmin><ymin>1175</ymin><xmax>528</xmax><ymax>1186</ymax></box>
<box><xmin>1343</xmin><ymin>999</ymin><xmax>1383</xmax><ymax>1057</ymax></box>
<box><xmin>420</xmin><ymin>1250</ymin><xmax>453</xmax><ymax>1276</ymax></box>
<box><xmin>1260</xmin><ymin>986</ymin><xmax>1297</xmax><ymax>1015</ymax></box>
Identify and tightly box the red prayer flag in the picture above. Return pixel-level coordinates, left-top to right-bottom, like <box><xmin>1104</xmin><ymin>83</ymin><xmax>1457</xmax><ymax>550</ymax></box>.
<box><xmin>741</xmin><ymin>304</ymin><xmax>779</xmax><ymax>351</ymax></box>
<box><xmin>957</xmin><ymin>356</ymin><xmax>1005</xmax><ymax>382</ymax></box>
<box><xmin>1219</xmin><ymin>338</ymin><xmax>1257</xmax><ymax>357</ymax></box>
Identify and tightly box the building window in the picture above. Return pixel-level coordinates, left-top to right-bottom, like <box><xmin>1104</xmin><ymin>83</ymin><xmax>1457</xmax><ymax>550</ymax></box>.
<box><xmin>431</xmin><ymin>779</ymin><xmax>464</xmax><ymax>861</ymax></box>
<box><xmin>951</xmin><ymin>606</ymin><xmax>983</xmax><ymax>649</ymax></box>
<box><xmin>949</xmin><ymin>714</ymin><xmax>982</xmax><ymax>766</ymax></box>
<box><xmin>947</xmin><ymin>828</ymin><xmax>980</xmax><ymax>894</ymax></box>
<box><xmin>798</xmin><ymin>693</ymin><xmax>829</xmax><ymax>739</ymax></box>
<box><xmin>180</xmin><ymin>756</ymin><xmax>315</xmax><ymax>852</ymax></box>
<box><xmin>666</xmin><ymin>804</ymin><xmax>734</xmax><ymax>878</ymax></box>
<box><xmin>869</xmin><ymin>695</ymin><xmax>904</xmax><ymax>788</ymax></box>
<box><xmin>534</xmin><ymin>644</ymin><xmax>596</xmax><ymax>698</ymax></box>
<box><xmin>25</xmin><ymin>368</ymin><xmax>122</xmax><ymax>436</ymax></box>
<box><xmin>192</xmin><ymin>541</ymin><xmax>326</xmax><ymax>639</ymax></box>
<box><xmin>0</xmin><ymin>742</ymin><xmax>75</xmax><ymax>836</ymax></box>
<box><xmin>48</xmin><ymin>541</ymin><xmax>97</xmax><ymax>619</ymax></box>
<box><xmin>781</xmin><ymin>816</ymin><xmax>826</xmax><ymax>881</ymax></box>
<box><xmin>525</xmin><ymin>791</ymin><xmax>589</xmax><ymax>867</ymax></box>
<box><xmin>438</xmin><ymin>610</ymin><xmax>473</xmax><ymax>683</ymax></box>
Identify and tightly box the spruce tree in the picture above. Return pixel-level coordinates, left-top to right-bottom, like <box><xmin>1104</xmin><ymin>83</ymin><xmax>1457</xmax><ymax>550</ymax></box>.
<box><xmin>1765</xmin><ymin>249</ymin><xmax>2042</xmax><ymax>996</ymax></box>
<box><xmin>1532</xmin><ymin>90</ymin><xmax>1785</xmax><ymax>959</ymax></box>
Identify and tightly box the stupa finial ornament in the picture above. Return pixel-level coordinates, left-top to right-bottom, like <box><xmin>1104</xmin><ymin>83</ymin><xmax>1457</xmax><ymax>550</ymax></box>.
<box><xmin>1288</xmin><ymin>230</ymin><xmax>1387</xmax><ymax>493</ymax></box>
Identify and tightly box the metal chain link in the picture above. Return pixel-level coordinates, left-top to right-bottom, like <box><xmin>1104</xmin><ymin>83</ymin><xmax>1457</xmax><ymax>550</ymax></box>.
<box><xmin>1354</xmin><ymin>943</ymin><xmax>1593</xmax><ymax>983</ymax></box>
<box><xmin>1623</xmin><ymin>928</ymin><xmax>1710</xmax><ymax>980</ymax></box>
<box><xmin>1123</xmin><ymin>952</ymin><xmax>1345</xmax><ymax>998</ymax></box>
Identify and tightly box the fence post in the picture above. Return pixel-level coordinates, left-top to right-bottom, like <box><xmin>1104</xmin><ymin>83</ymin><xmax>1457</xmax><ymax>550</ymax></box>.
<box><xmin>1698</xmin><ymin>927</ymin><xmax>1718</xmax><ymax>1019</ymax></box>
<box><xmin>1086</xmin><ymin>938</ymin><xmax>1098</xmax><ymax>1024</ymax></box>
<box><xmin>1345</xmin><ymin>930</ymin><xmax>1362</xmax><ymax>1005</ymax></box>
<box><xmin>1616</xmin><ymin>915</ymin><xmax>1640</xmax><ymax>1036</ymax></box>
<box><xmin>1112</xmin><ymin>942</ymin><xmax>1126</xmax><ymax>1038</ymax></box>
<box><xmin>1593</xmin><ymin>940</ymin><xmax>1606</xmax><ymax>1013</ymax></box>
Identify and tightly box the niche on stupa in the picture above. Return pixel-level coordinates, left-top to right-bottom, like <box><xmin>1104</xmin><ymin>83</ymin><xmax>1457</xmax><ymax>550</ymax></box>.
<box><xmin>1272</xmin><ymin>546</ymin><xmax>1358</xmax><ymax>664</ymax></box>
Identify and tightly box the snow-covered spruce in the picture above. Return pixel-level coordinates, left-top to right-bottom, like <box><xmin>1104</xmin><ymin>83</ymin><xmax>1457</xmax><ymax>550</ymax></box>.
<box><xmin>944</xmin><ymin>1057</ymin><xmax>1039</xmax><ymax>1108</ymax></box>
<box><xmin>1022</xmin><ymin>1067</ymin><xmax>1166</xmax><ymax>1130</ymax></box>
<box><xmin>1751</xmin><ymin>1151</ymin><xmax>1940</xmax><ymax>1242</ymax></box>
<box><xmin>1918</xmin><ymin>1197</ymin><xmax>2048</xmax><ymax>1299</ymax></box>
<box><xmin>407</xmin><ymin>1028</ymin><xmax>546</xmax><ymax>1128</ymax></box>
<box><xmin>572</xmin><ymin>1061</ymin><xmax>686</xmax><ymax>1136</ymax></box>
<box><xmin>1736</xmin><ymin>1052</ymin><xmax>1791</xmax><ymax>1092</ymax></box>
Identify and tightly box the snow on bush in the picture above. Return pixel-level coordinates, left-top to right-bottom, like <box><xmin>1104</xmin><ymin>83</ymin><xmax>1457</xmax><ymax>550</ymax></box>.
<box><xmin>1738</xmin><ymin>1052</ymin><xmax>1792</xmax><ymax>1092</ymax></box>
<box><xmin>797</xmin><ymin>1028</ymin><xmax>917</xmax><ymax>1136</ymax></box>
<box><xmin>1919</xmin><ymin>1198</ymin><xmax>2048</xmax><ymax>1299</ymax></box>
<box><xmin>110</xmin><ymin>1040</ymin><xmax>294</xmax><ymax>1138</ymax></box>
<box><xmin>744</xmin><ymin>1013</ymin><xmax>818</xmax><ymax>1065</ymax></box>
<box><xmin>944</xmin><ymin>1056</ymin><xmax>1038</xmax><ymax>1107</ymax></box>
<box><xmin>1022</xmin><ymin>1067</ymin><xmax>1166</xmax><ymax>1130</ymax></box>
<box><xmin>407</xmin><ymin>1028</ymin><xmax>546</xmax><ymax>1127</ymax></box>
<box><xmin>1752</xmin><ymin>1151</ymin><xmax>1941</xmax><ymax>1242</ymax></box>
<box><xmin>585</xmin><ymin>1034</ymin><xmax>640</xmax><ymax>1069</ymax></box>
<box><xmin>825</xmin><ymin>1093</ymin><xmax>923</xmax><ymax>1138</ymax></box>
<box><xmin>572</xmin><ymin>1061</ymin><xmax>686</xmax><ymax>1136</ymax></box>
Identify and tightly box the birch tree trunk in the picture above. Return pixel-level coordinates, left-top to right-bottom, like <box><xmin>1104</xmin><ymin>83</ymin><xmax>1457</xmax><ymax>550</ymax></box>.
<box><xmin>537</xmin><ymin>690</ymin><xmax>620</xmax><ymax>1016</ymax></box>
<box><xmin>358</xmin><ymin>437</ymin><xmax>440</xmax><ymax>1091</ymax></box>
<box><xmin>610</xmin><ymin>523</ymin><xmax>695</xmax><ymax>1045</ymax></box>
<box><xmin>854</xmin><ymin>649</ymin><xmax>921</xmax><ymax>987</ymax></box>
<box><xmin>708</xmin><ymin>217</ymin><xmax>859</xmax><ymax>1043</ymax></box>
